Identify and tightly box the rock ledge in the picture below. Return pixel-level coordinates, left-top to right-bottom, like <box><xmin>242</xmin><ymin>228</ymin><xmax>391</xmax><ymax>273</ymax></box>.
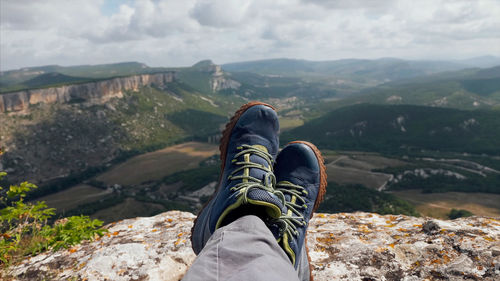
<box><xmin>5</xmin><ymin>211</ymin><xmax>500</xmax><ymax>281</ymax></box>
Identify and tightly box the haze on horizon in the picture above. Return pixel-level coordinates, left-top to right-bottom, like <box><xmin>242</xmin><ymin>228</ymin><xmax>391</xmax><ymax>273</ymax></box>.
<box><xmin>1</xmin><ymin>0</ymin><xmax>499</xmax><ymax>71</ymax></box>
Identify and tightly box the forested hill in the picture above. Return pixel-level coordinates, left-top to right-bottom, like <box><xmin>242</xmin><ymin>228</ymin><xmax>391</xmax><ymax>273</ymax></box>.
<box><xmin>283</xmin><ymin>104</ymin><xmax>500</xmax><ymax>155</ymax></box>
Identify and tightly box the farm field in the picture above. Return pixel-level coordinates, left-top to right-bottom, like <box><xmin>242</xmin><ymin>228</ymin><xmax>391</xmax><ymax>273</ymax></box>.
<box><xmin>391</xmin><ymin>189</ymin><xmax>500</xmax><ymax>219</ymax></box>
<box><xmin>96</xmin><ymin>142</ymin><xmax>218</xmax><ymax>185</ymax></box>
<box><xmin>34</xmin><ymin>184</ymin><xmax>111</xmax><ymax>213</ymax></box>
<box><xmin>323</xmin><ymin>151</ymin><xmax>405</xmax><ymax>189</ymax></box>
<box><xmin>279</xmin><ymin>116</ymin><xmax>304</xmax><ymax>131</ymax></box>
<box><xmin>326</xmin><ymin>165</ymin><xmax>391</xmax><ymax>190</ymax></box>
<box><xmin>321</xmin><ymin>150</ymin><xmax>500</xmax><ymax>219</ymax></box>
<box><xmin>32</xmin><ymin>145</ymin><xmax>500</xmax><ymax>222</ymax></box>
<box><xmin>32</xmin><ymin>141</ymin><xmax>218</xmax><ymax>221</ymax></box>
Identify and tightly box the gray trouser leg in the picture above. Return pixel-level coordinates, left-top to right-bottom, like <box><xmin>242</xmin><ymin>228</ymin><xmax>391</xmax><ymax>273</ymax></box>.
<box><xmin>182</xmin><ymin>215</ymin><xmax>304</xmax><ymax>281</ymax></box>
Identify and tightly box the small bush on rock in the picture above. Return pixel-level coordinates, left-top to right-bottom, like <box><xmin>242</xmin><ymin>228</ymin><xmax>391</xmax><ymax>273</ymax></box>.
<box><xmin>0</xmin><ymin>172</ymin><xmax>107</xmax><ymax>266</ymax></box>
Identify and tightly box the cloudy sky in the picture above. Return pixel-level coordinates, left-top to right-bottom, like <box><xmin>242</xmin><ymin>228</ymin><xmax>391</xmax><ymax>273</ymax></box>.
<box><xmin>1</xmin><ymin>0</ymin><xmax>499</xmax><ymax>71</ymax></box>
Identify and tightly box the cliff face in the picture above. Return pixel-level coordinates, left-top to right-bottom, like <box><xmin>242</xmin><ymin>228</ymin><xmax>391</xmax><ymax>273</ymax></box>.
<box><xmin>209</xmin><ymin>64</ymin><xmax>241</xmax><ymax>92</ymax></box>
<box><xmin>0</xmin><ymin>72</ymin><xmax>176</xmax><ymax>113</ymax></box>
<box><xmin>192</xmin><ymin>60</ymin><xmax>241</xmax><ymax>92</ymax></box>
<box><xmin>5</xmin><ymin>211</ymin><xmax>500</xmax><ymax>281</ymax></box>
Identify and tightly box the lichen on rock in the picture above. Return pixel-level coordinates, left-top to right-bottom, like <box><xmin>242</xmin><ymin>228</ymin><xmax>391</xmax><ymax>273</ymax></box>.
<box><xmin>4</xmin><ymin>211</ymin><xmax>500</xmax><ymax>281</ymax></box>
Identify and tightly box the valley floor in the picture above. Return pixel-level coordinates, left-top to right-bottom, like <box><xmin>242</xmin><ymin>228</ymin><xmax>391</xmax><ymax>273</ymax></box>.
<box><xmin>31</xmin><ymin>142</ymin><xmax>500</xmax><ymax>222</ymax></box>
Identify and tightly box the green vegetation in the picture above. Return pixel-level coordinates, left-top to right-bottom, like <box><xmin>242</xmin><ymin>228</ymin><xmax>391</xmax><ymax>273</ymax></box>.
<box><xmin>447</xmin><ymin>208</ymin><xmax>474</xmax><ymax>219</ymax></box>
<box><xmin>284</xmin><ymin>104</ymin><xmax>500</xmax><ymax>155</ymax></box>
<box><xmin>176</xmin><ymin>69</ymin><xmax>215</xmax><ymax>94</ymax></box>
<box><xmin>317</xmin><ymin>182</ymin><xmax>419</xmax><ymax>216</ymax></box>
<box><xmin>461</xmin><ymin>77</ymin><xmax>500</xmax><ymax>96</ymax></box>
<box><xmin>51</xmin><ymin>150</ymin><xmax>219</xmax><ymax>220</ymax></box>
<box><xmin>111</xmin><ymin>83</ymin><xmax>228</xmax><ymax>151</ymax></box>
<box><xmin>160</xmin><ymin>159</ymin><xmax>219</xmax><ymax>192</ymax></box>
<box><xmin>167</xmin><ymin>109</ymin><xmax>227</xmax><ymax>137</ymax></box>
<box><xmin>0</xmin><ymin>173</ymin><xmax>106</xmax><ymax>266</ymax></box>
<box><xmin>314</xmin><ymin>65</ymin><xmax>500</xmax><ymax>111</ymax></box>
<box><xmin>24</xmin><ymin>72</ymin><xmax>90</xmax><ymax>88</ymax></box>
<box><xmin>1</xmin><ymin>80</ymin><xmax>229</xmax><ymax>198</ymax></box>
<box><xmin>3</xmin><ymin>58</ymin><xmax>500</xmax><ymax>224</ymax></box>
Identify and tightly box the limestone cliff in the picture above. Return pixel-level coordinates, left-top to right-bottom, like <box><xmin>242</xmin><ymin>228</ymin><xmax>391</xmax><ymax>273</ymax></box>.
<box><xmin>210</xmin><ymin>64</ymin><xmax>241</xmax><ymax>92</ymax></box>
<box><xmin>192</xmin><ymin>60</ymin><xmax>241</xmax><ymax>92</ymax></box>
<box><xmin>0</xmin><ymin>72</ymin><xmax>176</xmax><ymax>113</ymax></box>
<box><xmin>5</xmin><ymin>211</ymin><xmax>500</xmax><ymax>281</ymax></box>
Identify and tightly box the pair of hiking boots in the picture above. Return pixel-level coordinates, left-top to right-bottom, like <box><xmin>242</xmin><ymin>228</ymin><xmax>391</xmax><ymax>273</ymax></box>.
<box><xmin>190</xmin><ymin>102</ymin><xmax>327</xmax><ymax>275</ymax></box>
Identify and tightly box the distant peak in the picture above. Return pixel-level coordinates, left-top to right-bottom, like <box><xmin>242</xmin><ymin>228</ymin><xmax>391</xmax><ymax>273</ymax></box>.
<box><xmin>192</xmin><ymin>60</ymin><xmax>223</xmax><ymax>74</ymax></box>
<box><xmin>192</xmin><ymin>60</ymin><xmax>215</xmax><ymax>68</ymax></box>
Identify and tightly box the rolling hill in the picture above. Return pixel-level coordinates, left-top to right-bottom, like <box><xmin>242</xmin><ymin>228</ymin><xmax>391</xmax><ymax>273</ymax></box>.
<box><xmin>222</xmin><ymin>58</ymin><xmax>470</xmax><ymax>82</ymax></box>
<box><xmin>284</xmin><ymin>103</ymin><xmax>500</xmax><ymax>195</ymax></box>
<box><xmin>299</xmin><ymin>65</ymin><xmax>500</xmax><ymax>120</ymax></box>
<box><xmin>283</xmin><ymin>103</ymin><xmax>500</xmax><ymax>155</ymax></box>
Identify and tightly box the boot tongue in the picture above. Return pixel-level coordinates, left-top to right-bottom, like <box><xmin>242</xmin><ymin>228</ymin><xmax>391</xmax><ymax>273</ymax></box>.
<box><xmin>245</xmin><ymin>145</ymin><xmax>272</xmax><ymax>182</ymax></box>
<box><xmin>240</xmin><ymin>144</ymin><xmax>285</xmax><ymax>218</ymax></box>
<box><xmin>277</xmin><ymin>181</ymin><xmax>294</xmax><ymax>205</ymax></box>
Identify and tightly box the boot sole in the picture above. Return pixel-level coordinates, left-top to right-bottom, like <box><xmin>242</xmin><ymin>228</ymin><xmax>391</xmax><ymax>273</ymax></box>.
<box><xmin>190</xmin><ymin>101</ymin><xmax>276</xmax><ymax>248</ymax></box>
<box><xmin>288</xmin><ymin>140</ymin><xmax>327</xmax><ymax>281</ymax></box>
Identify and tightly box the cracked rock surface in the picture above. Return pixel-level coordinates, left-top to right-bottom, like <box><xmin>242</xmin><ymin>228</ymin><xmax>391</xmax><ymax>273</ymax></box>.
<box><xmin>5</xmin><ymin>211</ymin><xmax>500</xmax><ymax>281</ymax></box>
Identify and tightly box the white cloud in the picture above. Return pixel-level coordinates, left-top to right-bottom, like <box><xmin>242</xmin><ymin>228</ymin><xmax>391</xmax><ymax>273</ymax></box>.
<box><xmin>1</xmin><ymin>0</ymin><xmax>499</xmax><ymax>70</ymax></box>
<box><xmin>190</xmin><ymin>0</ymin><xmax>252</xmax><ymax>27</ymax></box>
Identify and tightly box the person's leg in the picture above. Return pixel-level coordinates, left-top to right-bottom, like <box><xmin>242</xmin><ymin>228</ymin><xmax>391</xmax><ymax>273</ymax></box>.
<box><xmin>190</xmin><ymin>102</ymin><xmax>284</xmax><ymax>254</ymax></box>
<box><xmin>183</xmin><ymin>215</ymin><xmax>300</xmax><ymax>281</ymax></box>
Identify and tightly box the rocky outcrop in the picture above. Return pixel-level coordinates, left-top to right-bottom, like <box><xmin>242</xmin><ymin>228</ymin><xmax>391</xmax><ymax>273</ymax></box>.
<box><xmin>0</xmin><ymin>72</ymin><xmax>176</xmax><ymax>113</ymax></box>
<box><xmin>208</xmin><ymin>63</ymin><xmax>241</xmax><ymax>92</ymax></box>
<box><xmin>5</xmin><ymin>211</ymin><xmax>500</xmax><ymax>281</ymax></box>
<box><xmin>192</xmin><ymin>60</ymin><xmax>241</xmax><ymax>92</ymax></box>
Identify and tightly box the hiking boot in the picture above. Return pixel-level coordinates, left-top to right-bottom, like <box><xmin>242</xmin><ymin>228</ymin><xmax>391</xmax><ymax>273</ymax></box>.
<box><xmin>190</xmin><ymin>102</ymin><xmax>284</xmax><ymax>254</ymax></box>
<box><xmin>271</xmin><ymin>141</ymin><xmax>327</xmax><ymax>271</ymax></box>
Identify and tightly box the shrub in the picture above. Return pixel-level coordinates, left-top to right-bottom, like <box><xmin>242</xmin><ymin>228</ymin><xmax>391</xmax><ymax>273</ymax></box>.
<box><xmin>448</xmin><ymin>208</ymin><xmax>474</xmax><ymax>219</ymax></box>
<box><xmin>0</xmin><ymin>172</ymin><xmax>107</xmax><ymax>266</ymax></box>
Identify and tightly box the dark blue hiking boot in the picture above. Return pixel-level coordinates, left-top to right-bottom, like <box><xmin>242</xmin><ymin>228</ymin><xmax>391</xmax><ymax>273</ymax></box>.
<box><xmin>270</xmin><ymin>141</ymin><xmax>327</xmax><ymax>274</ymax></box>
<box><xmin>190</xmin><ymin>102</ymin><xmax>284</xmax><ymax>254</ymax></box>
